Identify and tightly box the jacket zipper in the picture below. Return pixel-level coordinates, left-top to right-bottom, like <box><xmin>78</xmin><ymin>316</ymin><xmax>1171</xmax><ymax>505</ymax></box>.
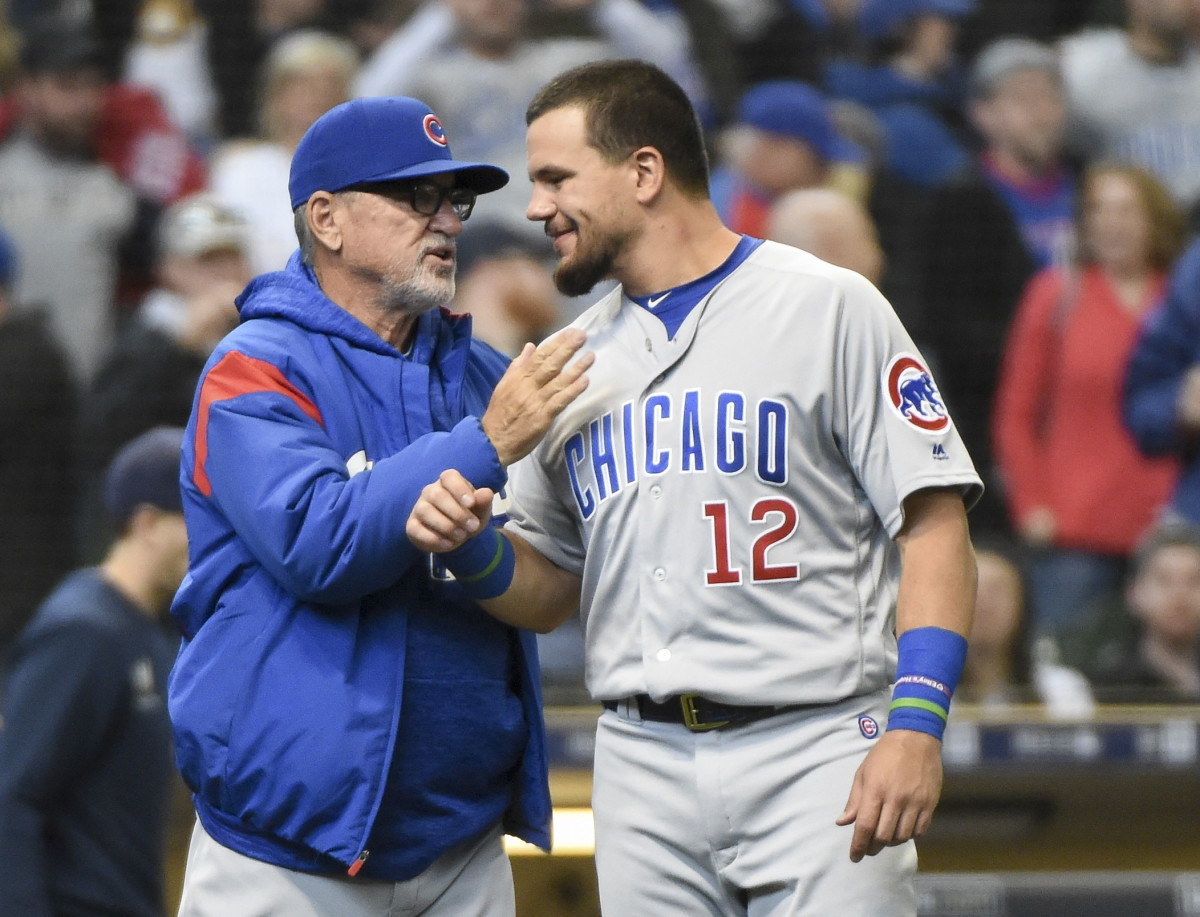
<box><xmin>348</xmin><ymin>849</ymin><xmax>370</xmax><ymax>876</ymax></box>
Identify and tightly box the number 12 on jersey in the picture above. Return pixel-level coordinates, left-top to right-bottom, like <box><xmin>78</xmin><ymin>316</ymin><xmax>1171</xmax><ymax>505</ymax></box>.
<box><xmin>702</xmin><ymin>498</ymin><xmax>800</xmax><ymax>586</ymax></box>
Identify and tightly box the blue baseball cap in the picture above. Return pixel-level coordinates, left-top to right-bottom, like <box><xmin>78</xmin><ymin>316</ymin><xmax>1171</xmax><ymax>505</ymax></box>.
<box><xmin>737</xmin><ymin>81</ymin><xmax>863</xmax><ymax>163</ymax></box>
<box><xmin>858</xmin><ymin>0</ymin><xmax>975</xmax><ymax>41</ymax></box>
<box><xmin>288</xmin><ymin>97</ymin><xmax>509</xmax><ymax>210</ymax></box>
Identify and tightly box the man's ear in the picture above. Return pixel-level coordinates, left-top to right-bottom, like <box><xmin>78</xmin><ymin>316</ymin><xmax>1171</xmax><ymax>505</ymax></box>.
<box><xmin>632</xmin><ymin>147</ymin><xmax>666</xmax><ymax>204</ymax></box>
<box><xmin>307</xmin><ymin>192</ymin><xmax>342</xmax><ymax>253</ymax></box>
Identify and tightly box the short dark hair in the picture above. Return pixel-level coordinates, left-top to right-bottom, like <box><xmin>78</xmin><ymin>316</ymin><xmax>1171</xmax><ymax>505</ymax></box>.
<box><xmin>526</xmin><ymin>59</ymin><xmax>710</xmax><ymax>198</ymax></box>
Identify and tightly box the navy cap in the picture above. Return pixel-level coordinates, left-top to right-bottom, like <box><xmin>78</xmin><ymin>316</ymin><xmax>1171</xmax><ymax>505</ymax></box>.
<box><xmin>288</xmin><ymin>97</ymin><xmax>509</xmax><ymax>210</ymax></box>
<box><xmin>104</xmin><ymin>427</ymin><xmax>185</xmax><ymax>521</ymax></box>
<box><xmin>858</xmin><ymin>0</ymin><xmax>975</xmax><ymax>40</ymax></box>
<box><xmin>737</xmin><ymin>81</ymin><xmax>863</xmax><ymax>163</ymax></box>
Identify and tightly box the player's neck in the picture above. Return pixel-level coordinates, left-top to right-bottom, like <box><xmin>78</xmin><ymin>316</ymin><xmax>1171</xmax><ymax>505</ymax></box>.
<box><xmin>619</xmin><ymin>200</ymin><xmax>742</xmax><ymax>298</ymax></box>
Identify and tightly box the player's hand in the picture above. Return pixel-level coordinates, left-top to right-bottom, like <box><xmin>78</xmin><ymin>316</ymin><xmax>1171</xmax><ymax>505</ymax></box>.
<box><xmin>482</xmin><ymin>328</ymin><xmax>593</xmax><ymax>467</ymax></box>
<box><xmin>406</xmin><ymin>469</ymin><xmax>494</xmax><ymax>553</ymax></box>
<box><xmin>835</xmin><ymin>729</ymin><xmax>943</xmax><ymax>862</ymax></box>
<box><xmin>1018</xmin><ymin>506</ymin><xmax>1056</xmax><ymax>547</ymax></box>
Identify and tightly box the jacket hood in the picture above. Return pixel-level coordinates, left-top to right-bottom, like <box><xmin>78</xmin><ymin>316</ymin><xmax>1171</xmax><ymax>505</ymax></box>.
<box><xmin>235</xmin><ymin>251</ymin><xmax>465</xmax><ymax>357</ymax></box>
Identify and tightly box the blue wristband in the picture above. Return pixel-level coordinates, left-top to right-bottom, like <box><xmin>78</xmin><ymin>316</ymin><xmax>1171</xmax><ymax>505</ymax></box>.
<box><xmin>887</xmin><ymin>626</ymin><xmax>968</xmax><ymax>740</ymax></box>
<box><xmin>443</xmin><ymin>528</ymin><xmax>515</xmax><ymax>600</ymax></box>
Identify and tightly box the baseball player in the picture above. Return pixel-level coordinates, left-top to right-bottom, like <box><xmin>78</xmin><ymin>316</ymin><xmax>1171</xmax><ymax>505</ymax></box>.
<box><xmin>407</xmin><ymin>60</ymin><xmax>981</xmax><ymax>916</ymax></box>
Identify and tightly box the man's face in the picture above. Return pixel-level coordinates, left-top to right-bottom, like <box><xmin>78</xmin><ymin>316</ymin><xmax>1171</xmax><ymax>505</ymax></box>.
<box><xmin>445</xmin><ymin>0</ymin><xmax>528</xmax><ymax>54</ymax></box>
<box><xmin>526</xmin><ymin>105</ymin><xmax>638</xmax><ymax>297</ymax></box>
<box><xmin>974</xmin><ymin>69</ymin><xmax>1065</xmax><ymax>171</ymax></box>
<box><xmin>741</xmin><ymin>130</ymin><xmax>826</xmax><ymax>197</ymax></box>
<box><xmin>1130</xmin><ymin>545</ymin><xmax>1200</xmax><ymax>647</ymax></box>
<box><xmin>1128</xmin><ymin>0</ymin><xmax>1191</xmax><ymax>37</ymax></box>
<box><xmin>17</xmin><ymin>68</ymin><xmax>106</xmax><ymax>156</ymax></box>
<box><xmin>335</xmin><ymin>176</ymin><xmax>464</xmax><ymax>315</ymax></box>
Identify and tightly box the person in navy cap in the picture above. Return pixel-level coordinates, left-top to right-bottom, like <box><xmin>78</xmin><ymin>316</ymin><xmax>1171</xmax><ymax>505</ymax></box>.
<box><xmin>711</xmin><ymin>79</ymin><xmax>868</xmax><ymax>238</ymax></box>
<box><xmin>168</xmin><ymin>97</ymin><xmax>593</xmax><ymax>915</ymax></box>
<box><xmin>826</xmin><ymin>0</ymin><xmax>976</xmax><ymax>188</ymax></box>
<box><xmin>0</xmin><ymin>427</ymin><xmax>187</xmax><ymax>917</ymax></box>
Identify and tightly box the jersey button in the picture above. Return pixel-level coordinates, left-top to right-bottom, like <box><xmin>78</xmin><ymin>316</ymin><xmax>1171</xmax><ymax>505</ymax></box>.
<box><xmin>650</xmin><ymin>485</ymin><xmax>662</xmax><ymax>499</ymax></box>
<box><xmin>644</xmin><ymin>338</ymin><xmax>652</xmax><ymax>351</ymax></box>
<box><xmin>653</xmin><ymin>567</ymin><xmax>666</xmax><ymax>581</ymax></box>
<box><xmin>655</xmin><ymin>648</ymin><xmax>671</xmax><ymax>662</ymax></box>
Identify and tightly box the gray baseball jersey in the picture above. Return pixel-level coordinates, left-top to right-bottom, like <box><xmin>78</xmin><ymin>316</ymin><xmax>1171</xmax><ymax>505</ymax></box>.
<box><xmin>506</xmin><ymin>240</ymin><xmax>982</xmax><ymax>706</ymax></box>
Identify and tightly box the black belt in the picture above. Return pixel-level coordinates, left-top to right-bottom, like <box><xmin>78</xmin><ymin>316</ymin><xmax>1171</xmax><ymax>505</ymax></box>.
<box><xmin>601</xmin><ymin>694</ymin><xmax>795</xmax><ymax>732</ymax></box>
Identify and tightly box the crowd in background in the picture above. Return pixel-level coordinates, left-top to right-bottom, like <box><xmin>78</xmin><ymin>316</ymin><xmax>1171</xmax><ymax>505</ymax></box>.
<box><xmin>3</xmin><ymin>0</ymin><xmax>1200</xmax><ymax>711</ymax></box>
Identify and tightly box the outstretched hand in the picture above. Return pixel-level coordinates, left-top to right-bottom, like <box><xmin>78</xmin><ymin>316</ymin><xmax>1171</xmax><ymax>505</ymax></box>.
<box><xmin>407</xmin><ymin>469</ymin><xmax>494</xmax><ymax>553</ymax></box>
<box><xmin>836</xmin><ymin>729</ymin><xmax>943</xmax><ymax>862</ymax></box>
<box><xmin>483</xmin><ymin>328</ymin><xmax>593</xmax><ymax>466</ymax></box>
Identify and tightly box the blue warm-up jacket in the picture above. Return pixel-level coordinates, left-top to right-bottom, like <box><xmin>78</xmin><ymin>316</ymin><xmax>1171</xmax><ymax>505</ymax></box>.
<box><xmin>1124</xmin><ymin>238</ymin><xmax>1200</xmax><ymax>527</ymax></box>
<box><xmin>168</xmin><ymin>253</ymin><xmax>552</xmax><ymax>875</ymax></box>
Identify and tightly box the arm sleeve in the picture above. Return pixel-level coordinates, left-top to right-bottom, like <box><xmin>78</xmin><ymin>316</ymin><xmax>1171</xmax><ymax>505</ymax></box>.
<box><xmin>0</xmin><ymin>624</ymin><xmax>128</xmax><ymax>916</ymax></box>
<box><xmin>195</xmin><ymin>351</ymin><xmax>506</xmax><ymax>605</ymax></box>
<box><xmin>991</xmin><ymin>270</ymin><xmax>1061</xmax><ymax>525</ymax></box>
<box><xmin>1123</xmin><ymin>243</ymin><xmax>1200</xmax><ymax>456</ymax></box>
<box><xmin>836</xmin><ymin>271</ymin><xmax>983</xmax><ymax>538</ymax></box>
<box><xmin>504</xmin><ymin>451</ymin><xmax>587</xmax><ymax>577</ymax></box>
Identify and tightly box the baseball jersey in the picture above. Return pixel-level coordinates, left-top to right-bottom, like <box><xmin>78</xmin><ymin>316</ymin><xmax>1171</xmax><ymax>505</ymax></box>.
<box><xmin>505</xmin><ymin>240</ymin><xmax>981</xmax><ymax>706</ymax></box>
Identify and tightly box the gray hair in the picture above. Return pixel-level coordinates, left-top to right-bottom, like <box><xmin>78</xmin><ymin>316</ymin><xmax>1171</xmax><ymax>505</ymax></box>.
<box><xmin>293</xmin><ymin>206</ymin><xmax>316</xmax><ymax>266</ymax></box>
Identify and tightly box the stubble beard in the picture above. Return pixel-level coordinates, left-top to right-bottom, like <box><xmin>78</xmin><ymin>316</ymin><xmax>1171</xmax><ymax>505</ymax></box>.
<box><xmin>553</xmin><ymin>224</ymin><xmax>632</xmax><ymax>297</ymax></box>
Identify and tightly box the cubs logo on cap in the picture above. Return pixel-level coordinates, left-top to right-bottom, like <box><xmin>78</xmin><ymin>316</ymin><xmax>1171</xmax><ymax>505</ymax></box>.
<box><xmin>883</xmin><ymin>353</ymin><xmax>950</xmax><ymax>434</ymax></box>
<box><xmin>423</xmin><ymin>113</ymin><xmax>448</xmax><ymax>147</ymax></box>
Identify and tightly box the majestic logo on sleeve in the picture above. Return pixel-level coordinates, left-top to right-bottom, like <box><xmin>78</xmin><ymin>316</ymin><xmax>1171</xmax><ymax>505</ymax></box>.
<box><xmin>423</xmin><ymin>114</ymin><xmax>448</xmax><ymax>147</ymax></box>
<box><xmin>883</xmin><ymin>354</ymin><xmax>950</xmax><ymax>434</ymax></box>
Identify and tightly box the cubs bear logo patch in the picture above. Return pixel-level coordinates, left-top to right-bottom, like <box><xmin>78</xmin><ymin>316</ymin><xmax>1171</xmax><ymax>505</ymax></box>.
<box><xmin>882</xmin><ymin>353</ymin><xmax>950</xmax><ymax>434</ymax></box>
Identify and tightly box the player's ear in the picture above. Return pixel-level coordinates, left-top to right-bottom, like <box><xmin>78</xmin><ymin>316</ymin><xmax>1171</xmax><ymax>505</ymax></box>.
<box><xmin>307</xmin><ymin>192</ymin><xmax>343</xmax><ymax>254</ymax></box>
<box><xmin>632</xmin><ymin>146</ymin><xmax>666</xmax><ymax>205</ymax></box>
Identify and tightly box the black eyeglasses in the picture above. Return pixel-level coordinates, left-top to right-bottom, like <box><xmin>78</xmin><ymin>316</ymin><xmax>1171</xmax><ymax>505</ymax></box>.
<box><xmin>355</xmin><ymin>181</ymin><xmax>478</xmax><ymax>221</ymax></box>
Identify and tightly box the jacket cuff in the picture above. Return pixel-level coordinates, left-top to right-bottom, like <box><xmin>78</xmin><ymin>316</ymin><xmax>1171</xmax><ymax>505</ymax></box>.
<box><xmin>449</xmin><ymin>416</ymin><xmax>507</xmax><ymax>491</ymax></box>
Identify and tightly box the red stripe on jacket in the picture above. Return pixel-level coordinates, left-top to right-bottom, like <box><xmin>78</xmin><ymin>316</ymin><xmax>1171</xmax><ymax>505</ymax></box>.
<box><xmin>193</xmin><ymin>352</ymin><xmax>324</xmax><ymax>497</ymax></box>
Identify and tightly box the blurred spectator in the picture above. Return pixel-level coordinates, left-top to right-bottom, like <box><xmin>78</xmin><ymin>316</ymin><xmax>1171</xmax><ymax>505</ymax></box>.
<box><xmin>9</xmin><ymin>0</ymin><xmax>142</xmax><ymax>79</ymax></box>
<box><xmin>960</xmin><ymin>543</ymin><xmax>1095</xmax><ymax>717</ymax></box>
<box><xmin>993</xmin><ymin>162</ymin><xmax>1184</xmax><ymax>651</ymax></box>
<box><xmin>196</xmin><ymin>0</ymin><xmax>375</xmax><ymax>138</ymax></box>
<box><xmin>0</xmin><ymin>427</ymin><xmax>186</xmax><ymax>917</ymax></box>
<box><xmin>0</xmin><ymin>14</ymin><xmax>206</xmax><ymax>384</ymax></box>
<box><xmin>824</xmin><ymin>0</ymin><xmax>975</xmax><ymax>189</ymax></box>
<box><xmin>209</xmin><ymin>29</ymin><xmax>358</xmax><ymax>274</ymax></box>
<box><xmin>765</xmin><ymin>185</ymin><xmax>884</xmax><ymax>283</ymax></box>
<box><xmin>959</xmin><ymin>0</ymin><xmax>1115</xmax><ymax>57</ymax></box>
<box><xmin>1087</xmin><ymin>522</ymin><xmax>1200</xmax><ymax>703</ymax></box>
<box><xmin>711</xmin><ymin>80</ymin><xmax>868</xmax><ymax>237</ymax></box>
<box><xmin>353</xmin><ymin>0</ymin><xmax>700</xmax><ymax>243</ymax></box>
<box><xmin>1059</xmin><ymin>0</ymin><xmax>1200</xmax><ymax>215</ymax></box>
<box><xmin>917</xmin><ymin>37</ymin><xmax>1076</xmax><ymax>534</ymax></box>
<box><xmin>454</xmin><ymin>226</ymin><xmax>563</xmax><ymax>356</ymax></box>
<box><xmin>0</xmin><ymin>226</ymin><xmax>76</xmax><ymax>674</ymax></box>
<box><xmin>76</xmin><ymin>194</ymin><xmax>250</xmax><ymax>561</ymax></box>
<box><xmin>124</xmin><ymin>0</ymin><xmax>220</xmax><ymax>147</ymax></box>
<box><xmin>702</xmin><ymin>0</ymin><xmax>871</xmax><ymax>88</ymax></box>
